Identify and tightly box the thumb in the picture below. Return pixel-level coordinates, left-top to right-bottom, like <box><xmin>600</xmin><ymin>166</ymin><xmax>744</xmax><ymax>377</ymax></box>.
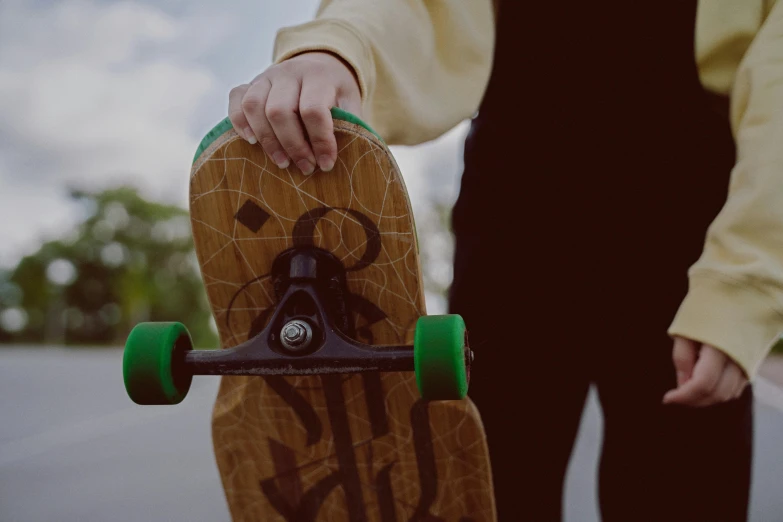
<box><xmin>336</xmin><ymin>92</ymin><xmax>362</xmax><ymax>118</ymax></box>
<box><xmin>671</xmin><ymin>336</ymin><xmax>698</xmax><ymax>387</ymax></box>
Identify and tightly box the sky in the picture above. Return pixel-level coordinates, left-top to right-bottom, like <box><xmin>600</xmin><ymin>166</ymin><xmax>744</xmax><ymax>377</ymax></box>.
<box><xmin>0</xmin><ymin>0</ymin><xmax>469</xmax><ymax>270</ymax></box>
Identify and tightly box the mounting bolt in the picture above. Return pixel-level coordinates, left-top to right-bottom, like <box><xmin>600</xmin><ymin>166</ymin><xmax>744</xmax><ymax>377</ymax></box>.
<box><xmin>280</xmin><ymin>320</ymin><xmax>313</xmax><ymax>352</ymax></box>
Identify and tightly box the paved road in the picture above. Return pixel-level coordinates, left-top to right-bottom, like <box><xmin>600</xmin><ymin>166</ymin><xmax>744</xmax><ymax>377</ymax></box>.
<box><xmin>1</xmin><ymin>347</ymin><xmax>782</xmax><ymax>521</ymax></box>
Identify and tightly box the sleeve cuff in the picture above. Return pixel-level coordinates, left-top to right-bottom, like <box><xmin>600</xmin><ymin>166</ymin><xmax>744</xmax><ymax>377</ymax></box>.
<box><xmin>273</xmin><ymin>19</ymin><xmax>375</xmax><ymax>103</ymax></box>
<box><xmin>668</xmin><ymin>271</ymin><xmax>783</xmax><ymax>379</ymax></box>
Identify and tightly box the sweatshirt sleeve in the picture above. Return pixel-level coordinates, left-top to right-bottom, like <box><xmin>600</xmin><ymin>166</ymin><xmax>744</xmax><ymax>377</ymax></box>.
<box><xmin>669</xmin><ymin>0</ymin><xmax>783</xmax><ymax>378</ymax></box>
<box><xmin>272</xmin><ymin>0</ymin><xmax>495</xmax><ymax>145</ymax></box>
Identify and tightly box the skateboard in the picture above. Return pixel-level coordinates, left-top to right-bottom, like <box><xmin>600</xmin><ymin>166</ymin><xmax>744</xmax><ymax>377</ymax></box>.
<box><xmin>123</xmin><ymin>109</ymin><xmax>495</xmax><ymax>521</ymax></box>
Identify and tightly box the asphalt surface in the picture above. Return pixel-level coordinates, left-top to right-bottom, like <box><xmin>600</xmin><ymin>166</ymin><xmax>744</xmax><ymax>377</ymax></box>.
<box><xmin>1</xmin><ymin>347</ymin><xmax>782</xmax><ymax>521</ymax></box>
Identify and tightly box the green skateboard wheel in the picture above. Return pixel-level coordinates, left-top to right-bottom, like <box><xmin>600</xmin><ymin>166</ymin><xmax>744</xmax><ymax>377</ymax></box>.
<box><xmin>123</xmin><ymin>322</ymin><xmax>193</xmax><ymax>405</ymax></box>
<box><xmin>414</xmin><ymin>315</ymin><xmax>469</xmax><ymax>400</ymax></box>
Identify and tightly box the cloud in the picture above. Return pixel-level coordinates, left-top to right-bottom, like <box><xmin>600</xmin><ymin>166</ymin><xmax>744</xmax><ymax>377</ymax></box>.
<box><xmin>0</xmin><ymin>1</ymin><xmax>215</xmax><ymax>194</ymax></box>
<box><xmin>0</xmin><ymin>0</ymin><xmax>466</xmax><ymax>275</ymax></box>
<box><xmin>0</xmin><ymin>0</ymin><xmax>244</xmax><ymax>266</ymax></box>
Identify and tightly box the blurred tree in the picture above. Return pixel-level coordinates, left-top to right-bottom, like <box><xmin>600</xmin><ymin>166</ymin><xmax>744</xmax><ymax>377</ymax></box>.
<box><xmin>0</xmin><ymin>187</ymin><xmax>217</xmax><ymax>348</ymax></box>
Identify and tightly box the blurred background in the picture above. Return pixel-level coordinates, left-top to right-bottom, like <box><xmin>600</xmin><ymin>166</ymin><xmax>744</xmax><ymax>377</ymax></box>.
<box><xmin>2</xmin><ymin>1</ymin><xmax>783</xmax><ymax>521</ymax></box>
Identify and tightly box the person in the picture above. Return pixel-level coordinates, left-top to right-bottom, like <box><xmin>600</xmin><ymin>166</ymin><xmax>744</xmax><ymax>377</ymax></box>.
<box><xmin>227</xmin><ymin>1</ymin><xmax>783</xmax><ymax>520</ymax></box>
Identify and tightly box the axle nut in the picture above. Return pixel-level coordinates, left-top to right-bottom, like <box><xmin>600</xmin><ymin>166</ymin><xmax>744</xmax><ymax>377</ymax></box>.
<box><xmin>280</xmin><ymin>320</ymin><xmax>313</xmax><ymax>351</ymax></box>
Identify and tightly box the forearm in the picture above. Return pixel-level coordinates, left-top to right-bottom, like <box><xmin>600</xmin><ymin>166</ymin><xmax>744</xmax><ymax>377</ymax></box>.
<box><xmin>669</xmin><ymin>0</ymin><xmax>783</xmax><ymax>378</ymax></box>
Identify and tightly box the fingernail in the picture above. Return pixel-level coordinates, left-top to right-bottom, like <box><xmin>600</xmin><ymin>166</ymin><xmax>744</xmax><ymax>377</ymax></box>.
<box><xmin>297</xmin><ymin>159</ymin><xmax>315</xmax><ymax>175</ymax></box>
<box><xmin>272</xmin><ymin>152</ymin><xmax>290</xmax><ymax>169</ymax></box>
<box><xmin>244</xmin><ymin>128</ymin><xmax>257</xmax><ymax>145</ymax></box>
<box><xmin>318</xmin><ymin>155</ymin><xmax>334</xmax><ymax>172</ymax></box>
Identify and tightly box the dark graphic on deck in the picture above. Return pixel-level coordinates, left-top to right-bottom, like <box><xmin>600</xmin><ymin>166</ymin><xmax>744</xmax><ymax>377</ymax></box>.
<box><xmin>226</xmin><ymin>203</ymin><xmax>471</xmax><ymax>521</ymax></box>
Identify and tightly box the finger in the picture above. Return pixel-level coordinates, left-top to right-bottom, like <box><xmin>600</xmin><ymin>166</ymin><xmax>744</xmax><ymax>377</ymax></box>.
<box><xmin>228</xmin><ymin>84</ymin><xmax>255</xmax><ymax>143</ymax></box>
<box><xmin>722</xmin><ymin>363</ymin><xmax>745</xmax><ymax>402</ymax></box>
<box><xmin>241</xmin><ymin>80</ymin><xmax>290</xmax><ymax>169</ymax></box>
<box><xmin>671</xmin><ymin>336</ymin><xmax>698</xmax><ymax>386</ymax></box>
<box><xmin>265</xmin><ymin>76</ymin><xmax>316</xmax><ymax>174</ymax></box>
<box><xmin>735</xmin><ymin>376</ymin><xmax>749</xmax><ymax>399</ymax></box>
<box><xmin>334</xmin><ymin>60</ymin><xmax>362</xmax><ymax>116</ymax></box>
<box><xmin>336</xmin><ymin>88</ymin><xmax>362</xmax><ymax>117</ymax></box>
<box><xmin>299</xmin><ymin>79</ymin><xmax>337</xmax><ymax>172</ymax></box>
<box><xmin>663</xmin><ymin>345</ymin><xmax>726</xmax><ymax>405</ymax></box>
<box><xmin>697</xmin><ymin>361</ymin><xmax>743</xmax><ymax>406</ymax></box>
<box><xmin>731</xmin><ymin>361</ymin><xmax>749</xmax><ymax>399</ymax></box>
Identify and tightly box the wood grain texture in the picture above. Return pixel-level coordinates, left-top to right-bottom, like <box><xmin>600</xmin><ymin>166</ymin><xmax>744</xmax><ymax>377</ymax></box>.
<box><xmin>190</xmin><ymin>119</ymin><xmax>495</xmax><ymax>521</ymax></box>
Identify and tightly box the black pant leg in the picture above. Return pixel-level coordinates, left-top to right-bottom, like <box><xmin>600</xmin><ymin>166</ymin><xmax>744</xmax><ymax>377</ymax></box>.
<box><xmin>449</xmin><ymin>233</ymin><xmax>592</xmax><ymax>521</ymax></box>
<box><xmin>595</xmin><ymin>287</ymin><xmax>753</xmax><ymax>522</ymax></box>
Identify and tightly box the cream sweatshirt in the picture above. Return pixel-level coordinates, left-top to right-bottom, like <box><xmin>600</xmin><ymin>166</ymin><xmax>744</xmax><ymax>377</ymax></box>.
<box><xmin>273</xmin><ymin>0</ymin><xmax>783</xmax><ymax>378</ymax></box>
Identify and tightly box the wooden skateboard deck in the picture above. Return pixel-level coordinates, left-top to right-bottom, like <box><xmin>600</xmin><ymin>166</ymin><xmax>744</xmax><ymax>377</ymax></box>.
<box><xmin>189</xmin><ymin>112</ymin><xmax>495</xmax><ymax>521</ymax></box>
